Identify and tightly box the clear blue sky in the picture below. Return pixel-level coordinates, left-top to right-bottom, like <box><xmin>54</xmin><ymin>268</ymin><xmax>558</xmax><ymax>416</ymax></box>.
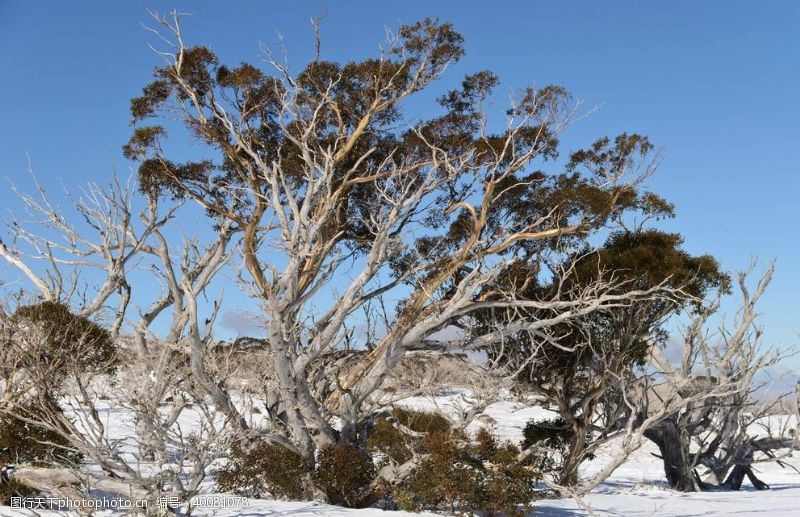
<box><xmin>1</xmin><ymin>1</ymin><xmax>798</xmax><ymax>363</ymax></box>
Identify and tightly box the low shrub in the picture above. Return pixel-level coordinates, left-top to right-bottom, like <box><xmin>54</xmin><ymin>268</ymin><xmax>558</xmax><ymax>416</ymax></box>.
<box><xmin>12</xmin><ymin>301</ymin><xmax>117</xmax><ymax>380</ymax></box>
<box><xmin>367</xmin><ymin>417</ymin><xmax>412</xmax><ymax>467</ymax></box>
<box><xmin>218</xmin><ymin>441</ymin><xmax>377</xmax><ymax>508</ymax></box>
<box><xmin>395</xmin><ymin>429</ymin><xmax>479</xmax><ymax>513</ymax></box>
<box><xmin>472</xmin><ymin>430</ymin><xmax>539</xmax><ymax>517</ymax></box>
<box><xmin>0</xmin><ymin>403</ymin><xmax>83</xmax><ymax>467</ymax></box>
<box><xmin>216</xmin><ymin>441</ymin><xmax>312</xmax><ymax>499</ymax></box>
<box><xmin>314</xmin><ymin>443</ymin><xmax>377</xmax><ymax>508</ymax></box>
<box><xmin>471</xmin><ymin>426</ymin><xmax>498</xmax><ymax>459</ymax></box>
<box><xmin>0</xmin><ymin>402</ymin><xmax>83</xmax><ymax>504</ymax></box>
<box><xmin>367</xmin><ymin>408</ymin><xmax>451</xmax><ymax>468</ymax></box>
<box><xmin>396</xmin><ymin>427</ymin><xmax>537</xmax><ymax>516</ymax></box>
<box><xmin>218</xmin><ymin>410</ymin><xmax>536</xmax><ymax>515</ymax></box>
<box><xmin>391</xmin><ymin>407</ymin><xmax>451</xmax><ymax>434</ymax></box>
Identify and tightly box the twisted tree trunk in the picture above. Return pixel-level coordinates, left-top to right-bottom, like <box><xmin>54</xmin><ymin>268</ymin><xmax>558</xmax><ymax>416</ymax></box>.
<box><xmin>644</xmin><ymin>421</ymin><xmax>699</xmax><ymax>491</ymax></box>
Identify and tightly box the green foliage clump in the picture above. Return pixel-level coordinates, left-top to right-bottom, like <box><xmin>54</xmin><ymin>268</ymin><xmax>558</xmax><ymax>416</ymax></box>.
<box><xmin>396</xmin><ymin>427</ymin><xmax>537</xmax><ymax>516</ymax></box>
<box><xmin>0</xmin><ymin>403</ymin><xmax>83</xmax><ymax>467</ymax></box>
<box><xmin>391</xmin><ymin>407</ymin><xmax>452</xmax><ymax>434</ymax></box>
<box><xmin>395</xmin><ymin>430</ymin><xmax>476</xmax><ymax>513</ymax></box>
<box><xmin>366</xmin><ymin>417</ymin><xmax>412</xmax><ymax>467</ymax></box>
<box><xmin>367</xmin><ymin>408</ymin><xmax>451</xmax><ymax>469</ymax></box>
<box><xmin>522</xmin><ymin>417</ymin><xmax>573</xmax><ymax>450</ymax></box>
<box><xmin>216</xmin><ymin>441</ymin><xmax>312</xmax><ymax>499</ymax></box>
<box><xmin>314</xmin><ymin>443</ymin><xmax>377</xmax><ymax>508</ymax></box>
<box><xmin>218</xmin><ymin>441</ymin><xmax>377</xmax><ymax>508</ymax></box>
<box><xmin>12</xmin><ymin>301</ymin><xmax>117</xmax><ymax>378</ymax></box>
<box><xmin>471</xmin><ymin>429</ymin><xmax>541</xmax><ymax>517</ymax></box>
<box><xmin>0</xmin><ymin>401</ymin><xmax>84</xmax><ymax>503</ymax></box>
<box><xmin>521</xmin><ymin>417</ymin><xmax>590</xmax><ymax>473</ymax></box>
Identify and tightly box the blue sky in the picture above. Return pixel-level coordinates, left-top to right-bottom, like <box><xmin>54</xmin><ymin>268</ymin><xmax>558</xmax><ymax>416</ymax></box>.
<box><xmin>1</xmin><ymin>1</ymin><xmax>798</xmax><ymax>363</ymax></box>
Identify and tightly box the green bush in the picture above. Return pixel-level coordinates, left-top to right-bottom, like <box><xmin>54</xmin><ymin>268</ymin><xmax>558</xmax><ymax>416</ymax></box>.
<box><xmin>395</xmin><ymin>429</ymin><xmax>478</xmax><ymax>513</ymax></box>
<box><xmin>12</xmin><ymin>301</ymin><xmax>117</xmax><ymax>379</ymax></box>
<box><xmin>217</xmin><ymin>411</ymin><xmax>536</xmax><ymax>515</ymax></box>
<box><xmin>471</xmin><ymin>426</ymin><xmax>498</xmax><ymax>459</ymax></box>
<box><xmin>0</xmin><ymin>402</ymin><xmax>83</xmax><ymax>504</ymax></box>
<box><xmin>521</xmin><ymin>417</ymin><xmax>593</xmax><ymax>473</ymax></box>
<box><xmin>367</xmin><ymin>417</ymin><xmax>413</xmax><ymax>467</ymax></box>
<box><xmin>396</xmin><ymin>428</ymin><xmax>537</xmax><ymax>516</ymax></box>
<box><xmin>472</xmin><ymin>429</ymin><xmax>539</xmax><ymax>516</ymax></box>
<box><xmin>0</xmin><ymin>403</ymin><xmax>83</xmax><ymax>467</ymax></box>
<box><xmin>216</xmin><ymin>441</ymin><xmax>312</xmax><ymax>499</ymax></box>
<box><xmin>391</xmin><ymin>407</ymin><xmax>451</xmax><ymax>434</ymax></box>
<box><xmin>314</xmin><ymin>443</ymin><xmax>377</xmax><ymax>508</ymax></box>
<box><xmin>368</xmin><ymin>408</ymin><xmax>452</xmax><ymax>469</ymax></box>
<box><xmin>218</xmin><ymin>441</ymin><xmax>377</xmax><ymax>508</ymax></box>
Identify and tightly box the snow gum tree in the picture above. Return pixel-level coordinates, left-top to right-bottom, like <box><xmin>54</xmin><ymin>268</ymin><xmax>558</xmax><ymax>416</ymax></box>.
<box><xmin>488</xmin><ymin>229</ymin><xmax>727</xmax><ymax>489</ymax></box>
<box><xmin>647</xmin><ymin>264</ymin><xmax>799</xmax><ymax>492</ymax></box>
<box><xmin>0</xmin><ymin>11</ymin><xmax>738</xmax><ymax>508</ymax></box>
<box><xmin>122</xmin><ymin>11</ymin><xmax>684</xmax><ymax>465</ymax></box>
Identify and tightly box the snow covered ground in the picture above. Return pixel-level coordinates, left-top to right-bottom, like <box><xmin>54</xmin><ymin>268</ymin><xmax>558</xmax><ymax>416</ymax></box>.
<box><xmin>394</xmin><ymin>393</ymin><xmax>800</xmax><ymax>516</ymax></box>
<box><xmin>535</xmin><ymin>442</ymin><xmax>800</xmax><ymax>516</ymax></box>
<box><xmin>2</xmin><ymin>392</ymin><xmax>797</xmax><ymax>516</ymax></box>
